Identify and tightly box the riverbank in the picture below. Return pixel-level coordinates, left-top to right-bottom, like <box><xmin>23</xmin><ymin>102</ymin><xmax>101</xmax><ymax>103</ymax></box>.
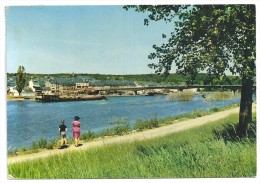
<box><xmin>6</xmin><ymin>91</ymin><xmax>242</xmax><ymax>101</ymax></box>
<box><xmin>6</xmin><ymin>96</ymin><xmax>34</xmax><ymax>101</ymax></box>
<box><xmin>6</xmin><ymin>94</ymin><xmax>142</xmax><ymax>101</ymax></box>
<box><xmin>8</xmin><ymin>108</ymin><xmax>256</xmax><ymax>179</ymax></box>
<box><xmin>8</xmin><ymin>103</ymin><xmax>256</xmax><ymax>165</ymax></box>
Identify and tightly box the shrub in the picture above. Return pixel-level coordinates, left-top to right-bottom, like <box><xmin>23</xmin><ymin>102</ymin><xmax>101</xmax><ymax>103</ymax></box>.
<box><xmin>8</xmin><ymin>147</ymin><xmax>18</xmax><ymax>155</ymax></box>
<box><xmin>191</xmin><ymin>109</ymin><xmax>209</xmax><ymax>117</ymax></box>
<box><xmin>81</xmin><ymin>131</ymin><xmax>96</xmax><ymax>141</ymax></box>
<box><xmin>135</xmin><ymin>116</ymin><xmax>159</xmax><ymax>131</ymax></box>
<box><xmin>206</xmin><ymin>92</ymin><xmax>234</xmax><ymax>101</ymax></box>
<box><xmin>18</xmin><ymin>146</ymin><xmax>27</xmax><ymax>152</ymax></box>
<box><xmin>109</xmin><ymin>117</ymin><xmax>131</xmax><ymax>136</ymax></box>
<box><xmin>167</xmin><ymin>91</ymin><xmax>194</xmax><ymax>102</ymax></box>
<box><xmin>213</xmin><ymin>117</ymin><xmax>256</xmax><ymax>142</ymax></box>
<box><xmin>46</xmin><ymin>139</ymin><xmax>58</xmax><ymax>149</ymax></box>
<box><xmin>29</xmin><ymin>138</ymin><xmax>59</xmax><ymax>150</ymax></box>
<box><xmin>210</xmin><ymin>107</ymin><xmax>219</xmax><ymax>112</ymax></box>
<box><xmin>111</xmin><ymin>125</ymin><xmax>131</xmax><ymax>136</ymax></box>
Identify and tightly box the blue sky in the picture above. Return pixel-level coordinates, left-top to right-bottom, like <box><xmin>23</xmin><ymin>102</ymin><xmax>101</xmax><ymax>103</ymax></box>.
<box><xmin>6</xmin><ymin>6</ymin><xmax>174</xmax><ymax>74</ymax></box>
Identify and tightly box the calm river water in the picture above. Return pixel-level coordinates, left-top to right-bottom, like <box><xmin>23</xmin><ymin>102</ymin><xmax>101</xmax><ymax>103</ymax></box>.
<box><xmin>7</xmin><ymin>95</ymin><xmax>241</xmax><ymax>148</ymax></box>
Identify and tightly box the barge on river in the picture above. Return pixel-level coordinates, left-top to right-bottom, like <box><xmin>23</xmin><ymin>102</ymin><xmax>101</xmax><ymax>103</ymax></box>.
<box><xmin>36</xmin><ymin>94</ymin><xmax>106</xmax><ymax>102</ymax></box>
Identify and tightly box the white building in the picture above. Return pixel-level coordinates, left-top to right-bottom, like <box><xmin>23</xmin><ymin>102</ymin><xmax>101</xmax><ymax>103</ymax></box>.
<box><xmin>29</xmin><ymin>79</ymin><xmax>40</xmax><ymax>92</ymax></box>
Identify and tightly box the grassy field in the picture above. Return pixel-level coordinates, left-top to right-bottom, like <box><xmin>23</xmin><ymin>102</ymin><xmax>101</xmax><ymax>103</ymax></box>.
<box><xmin>8</xmin><ymin>112</ymin><xmax>256</xmax><ymax>179</ymax></box>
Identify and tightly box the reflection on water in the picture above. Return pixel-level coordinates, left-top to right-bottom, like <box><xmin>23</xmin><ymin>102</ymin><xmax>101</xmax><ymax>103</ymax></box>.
<box><xmin>7</xmin><ymin>95</ymin><xmax>241</xmax><ymax>148</ymax></box>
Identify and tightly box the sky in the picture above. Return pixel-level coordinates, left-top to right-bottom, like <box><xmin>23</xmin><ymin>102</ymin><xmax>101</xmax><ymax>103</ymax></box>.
<box><xmin>6</xmin><ymin>6</ymin><xmax>175</xmax><ymax>74</ymax></box>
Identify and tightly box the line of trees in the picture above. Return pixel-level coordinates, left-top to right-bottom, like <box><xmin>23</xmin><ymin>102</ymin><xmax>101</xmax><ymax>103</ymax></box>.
<box><xmin>8</xmin><ymin>72</ymin><xmax>242</xmax><ymax>87</ymax></box>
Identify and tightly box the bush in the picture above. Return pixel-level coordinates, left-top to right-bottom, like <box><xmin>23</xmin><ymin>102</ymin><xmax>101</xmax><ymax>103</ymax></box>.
<box><xmin>81</xmin><ymin>131</ymin><xmax>96</xmax><ymax>141</ymax></box>
<box><xmin>191</xmin><ymin>109</ymin><xmax>210</xmax><ymax>117</ymax></box>
<box><xmin>108</xmin><ymin>117</ymin><xmax>132</xmax><ymax>136</ymax></box>
<box><xmin>206</xmin><ymin>92</ymin><xmax>234</xmax><ymax>101</ymax></box>
<box><xmin>210</xmin><ymin>107</ymin><xmax>219</xmax><ymax>112</ymax></box>
<box><xmin>167</xmin><ymin>91</ymin><xmax>194</xmax><ymax>102</ymax></box>
<box><xmin>18</xmin><ymin>146</ymin><xmax>27</xmax><ymax>153</ymax></box>
<box><xmin>213</xmin><ymin>117</ymin><xmax>256</xmax><ymax>143</ymax></box>
<box><xmin>135</xmin><ymin>116</ymin><xmax>159</xmax><ymax>131</ymax></box>
<box><xmin>30</xmin><ymin>138</ymin><xmax>50</xmax><ymax>150</ymax></box>
<box><xmin>46</xmin><ymin>139</ymin><xmax>58</xmax><ymax>149</ymax></box>
<box><xmin>8</xmin><ymin>147</ymin><xmax>18</xmax><ymax>155</ymax></box>
<box><xmin>111</xmin><ymin>125</ymin><xmax>131</xmax><ymax>136</ymax></box>
<box><xmin>29</xmin><ymin>138</ymin><xmax>59</xmax><ymax>150</ymax></box>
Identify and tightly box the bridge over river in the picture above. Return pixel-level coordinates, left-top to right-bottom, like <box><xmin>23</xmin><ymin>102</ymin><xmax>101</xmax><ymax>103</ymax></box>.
<box><xmin>93</xmin><ymin>85</ymin><xmax>256</xmax><ymax>92</ymax></box>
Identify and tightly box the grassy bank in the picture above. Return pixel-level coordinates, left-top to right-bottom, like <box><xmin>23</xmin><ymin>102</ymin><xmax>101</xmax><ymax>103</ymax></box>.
<box><xmin>8</xmin><ymin>112</ymin><xmax>256</xmax><ymax>178</ymax></box>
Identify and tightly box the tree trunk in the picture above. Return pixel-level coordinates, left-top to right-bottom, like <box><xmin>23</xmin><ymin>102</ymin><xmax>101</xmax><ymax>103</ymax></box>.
<box><xmin>237</xmin><ymin>76</ymin><xmax>254</xmax><ymax>137</ymax></box>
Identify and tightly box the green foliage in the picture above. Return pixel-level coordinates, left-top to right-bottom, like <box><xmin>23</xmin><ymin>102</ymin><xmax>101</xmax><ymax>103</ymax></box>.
<box><xmin>191</xmin><ymin>109</ymin><xmax>209</xmax><ymax>117</ymax></box>
<box><xmin>8</xmin><ymin>147</ymin><xmax>19</xmax><ymax>156</ymax></box>
<box><xmin>135</xmin><ymin>5</ymin><xmax>256</xmax><ymax>79</ymax></box>
<box><xmin>81</xmin><ymin>131</ymin><xmax>96</xmax><ymax>141</ymax></box>
<box><xmin>105</xmin><ymin>117</ymin><xmax>132</xmax><ymax>136</ymax></box>
<box><xmin>209</xmin><ymin>107</ymin><xmax>219</xmax><ymax>112</ymax></box>
<box><xmin>15</xmin><ymin>66</ymin><xmax>26</xmax><ymax>96</ymax></box>
<box><xmin>125</xmin><ymin>4</ymin><xmax>255</xmax><ymax>137</ymax></box>
<box><xmin>213</xmin><ymin>117</ymin><xmax>256</xmax><ymax>143</ymax></box>
<box><xmin>46</xmin><ymin>139</ymin><xmax>58</xmax><ymax>150</ymax></box>
<box><xmin>30</xmin><ymin>138</ymin><xmax>58</xmax><ymax>150</ymax></box>
<box><xmin>7</xmin><ymin>72</ymin><xmax>241</xmax><ymax>88</ymax></box>
<box><xmin>31</xmin><ymin>138</ymin><xmax>48</xmax><ymax>150</ymax></box>
<box><xmin>135</xmin><ymin>115</ymin><xmax>159</xmax><ymax>131</ymax></box>
<box><xmin>18</xmin><ymin>146</ymin><xmax>27</xmax><ymax>153</ymax></box>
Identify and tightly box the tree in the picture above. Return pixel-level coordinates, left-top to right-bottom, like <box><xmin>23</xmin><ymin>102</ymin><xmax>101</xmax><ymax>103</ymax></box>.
<box><xmin>124</xmin><ymin>5</ymin><xmax>256</xmax><ymax>136</ymax></box>
<box><xmin>16</xmin><ymin>66</ymin><xmax>26</xmax><ymax>96</ymax></box>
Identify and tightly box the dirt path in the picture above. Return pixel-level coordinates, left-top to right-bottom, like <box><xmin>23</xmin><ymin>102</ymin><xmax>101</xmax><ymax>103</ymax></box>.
<box><xmin>8</xmin><ymin>104</ymin><xmax>256</xmax><ymax>165</ymax></box>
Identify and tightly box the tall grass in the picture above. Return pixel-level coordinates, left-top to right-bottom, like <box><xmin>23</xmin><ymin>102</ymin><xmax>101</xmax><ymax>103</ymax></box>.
<box><xmin>135</xmin><ymin>115</ymin><xmax>159</xmax><ymax>131</ymax></box>
<box><xmin>167</xmin><ymin>91</ymin><xmax>194</xmax><ymax>102</ymax></box>
<box><xmin>8</xmin><ymin>113</ymin><xmax>256</xmax><ymax>178</ymax></box>
<box><xmin>99</xmin><ymin>117</ymin><xmax>132</xmax><ymax>136</ymax></box>
<box><xmin>8</xmin><ymin>138</ymin><xmax>59</xmax><ymax>155</ymax></box>
<box><xmin>206</xmin><ymin>92</ymin><xmax>235</xmax><ymax>101</ymax></box>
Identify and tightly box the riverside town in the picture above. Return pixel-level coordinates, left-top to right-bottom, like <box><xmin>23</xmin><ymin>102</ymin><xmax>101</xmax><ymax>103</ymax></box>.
<box><xmin>6</xmin><ymin>73</ymin><xmax>198</xmax><ymax>102</ymax></box>
<box><xmin>7</xmin><ymin>72</ymin><xmax>245</xmax><ymax>102</ymax></box>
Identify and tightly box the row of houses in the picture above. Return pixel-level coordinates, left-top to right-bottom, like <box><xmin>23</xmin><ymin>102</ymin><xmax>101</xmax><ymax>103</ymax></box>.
<box><xmin>7</xmin><ymin>75</ymin><xmax>199</xmax><ymax>97</ymax></box>
<box><xmin>7</xmin><ymin>76</ymin><xmax>138</xmax><ymax>96</ymax></box>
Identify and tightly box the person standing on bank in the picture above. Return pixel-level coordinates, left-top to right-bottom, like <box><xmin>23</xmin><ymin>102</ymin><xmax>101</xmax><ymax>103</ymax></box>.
<box><xmin>72</xmin><ymin>116</ymin><xmax>81</xmax><ymax>147</ymax></box>
<box><xmin>59</xmin><ymin>120</ymin><xmax>67</xmax><ymax>148</ymax></box>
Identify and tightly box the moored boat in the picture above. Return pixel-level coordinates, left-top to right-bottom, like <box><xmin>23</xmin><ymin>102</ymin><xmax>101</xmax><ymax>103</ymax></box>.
<box><xmin>36</xmin><ymin>94</ymin><xmax>106</xmax><ymax>102</ymax></box>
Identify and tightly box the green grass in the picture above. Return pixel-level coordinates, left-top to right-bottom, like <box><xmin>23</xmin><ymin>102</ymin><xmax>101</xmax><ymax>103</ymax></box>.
<box><xmin>8</xmin><ymin>112</ymin><xmax>256</xmax><ymax>178</ymax></box>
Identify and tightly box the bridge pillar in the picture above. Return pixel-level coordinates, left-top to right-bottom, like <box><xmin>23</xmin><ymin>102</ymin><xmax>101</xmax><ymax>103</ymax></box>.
<box><xmin>232</xmin><ymin>89</ymin><xmax>236</xmax><ymax>96</ymax></box>
<box><xmin>134</xmin><ymin>91</ymin><xmax>137</xmax><ymax>95</ymax></box>
<box><xmin>178</xmin><ymin>87</ymin><xmax>183</xmax><ymax>92</ymax></box>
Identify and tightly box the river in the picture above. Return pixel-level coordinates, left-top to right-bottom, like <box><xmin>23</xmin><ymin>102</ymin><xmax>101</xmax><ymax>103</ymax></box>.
<box><xmin>7</xmin><ymin>94</ymin><xmax>241</xmax><ymax>148</ymax></box>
